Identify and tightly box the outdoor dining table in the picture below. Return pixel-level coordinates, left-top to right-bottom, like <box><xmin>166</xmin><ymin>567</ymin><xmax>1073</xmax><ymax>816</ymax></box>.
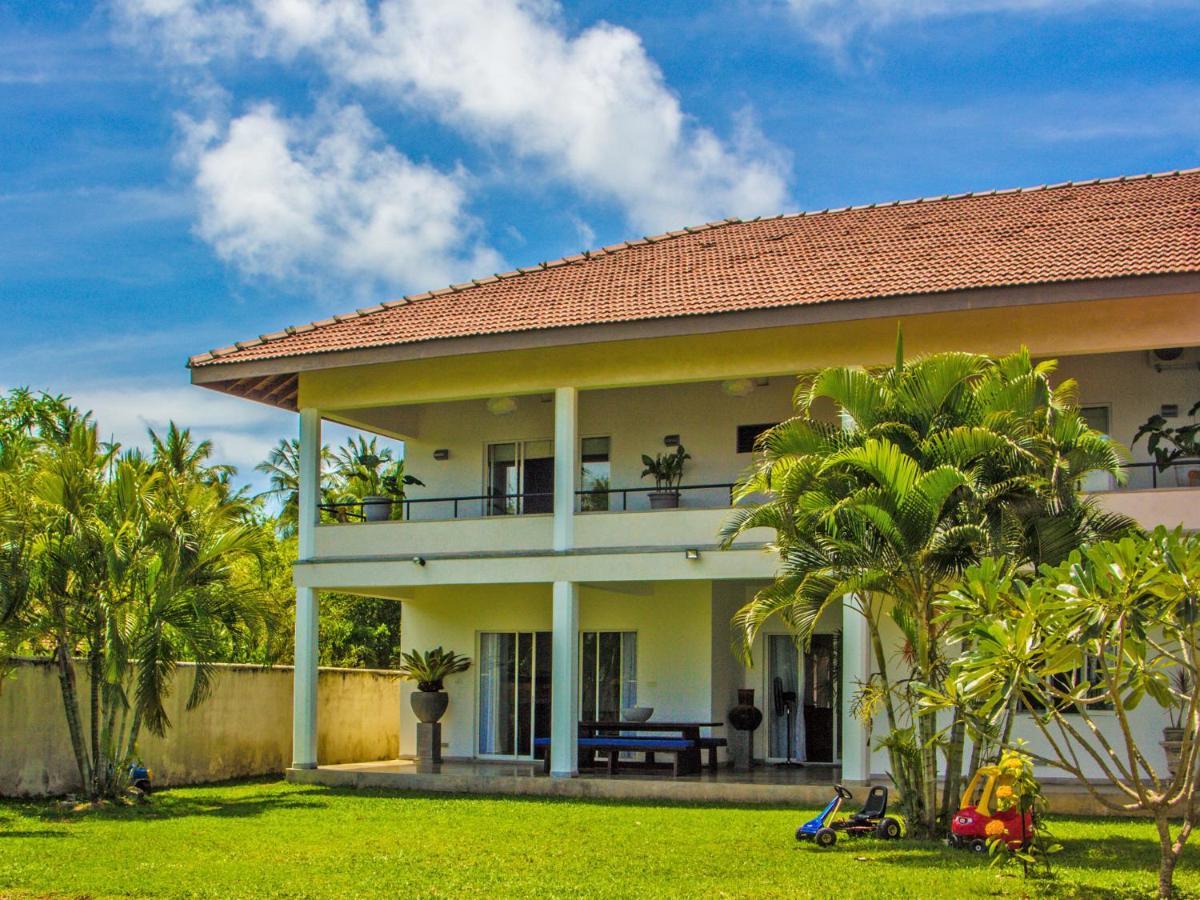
<box><xmin>578</xmin><ymin>720</ymin><xmax>724</xmax><ymax>776</ymax></box>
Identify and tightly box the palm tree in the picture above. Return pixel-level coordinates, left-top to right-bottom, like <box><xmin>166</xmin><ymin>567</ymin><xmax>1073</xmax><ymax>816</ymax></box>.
<box><xmin>721</xmin><ymin>342</ymin><xmax>1130</xmax><ymax>835</ymax></box>
<box><xmin>255</xmin><ymin>438</ymin><xmax>334</xmax><ymax>536</ymax></box>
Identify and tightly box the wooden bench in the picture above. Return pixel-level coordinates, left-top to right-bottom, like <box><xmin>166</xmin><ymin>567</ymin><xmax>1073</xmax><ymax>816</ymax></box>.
<box><xmin>696</xmin><ymin>736</ymin><xmax>728</xmax><ymax>772</ymax></box>
<box><xmin>534</xmin><ymin>736</ymin><xmax>697</xmax><ymax>776</ymax></box>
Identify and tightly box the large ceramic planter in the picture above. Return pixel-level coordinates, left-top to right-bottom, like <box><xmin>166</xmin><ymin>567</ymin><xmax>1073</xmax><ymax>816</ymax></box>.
<box><xmin>728</xmin><ymin>688</ymin><xmax>763</xmax><ymax>772</ymax></box>
<box><xmin>362</xmin><ymin>495</ymin><xmax>393</xmax><ymax>522</ymax></box>
<box><xmin>410</xmin><ymin>690</ymin><xmax>449</xmax><ymax>724</ymax></box>
<box><xmin>648</xmin><ymin>491</ymin><xmax>680</xmax><ymax>510</ymax></box>
<box><xmin>1163</xmin><ymin>727</ymin><xmax>1187</xmax><ymax>775</ymax></box>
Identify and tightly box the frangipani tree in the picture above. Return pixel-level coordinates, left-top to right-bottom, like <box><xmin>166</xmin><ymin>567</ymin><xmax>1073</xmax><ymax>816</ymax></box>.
<box><xmin>926</xmin><ymin>528</ymin><xmax>1200</xmax><ymax>898</ymax></box>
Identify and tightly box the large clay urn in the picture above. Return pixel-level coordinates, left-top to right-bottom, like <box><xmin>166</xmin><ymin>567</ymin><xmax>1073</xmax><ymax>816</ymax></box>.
<box><xmin>728</xmin><ymin>688</ymin><xmax>764</xmax><ymax>732</ymax></box>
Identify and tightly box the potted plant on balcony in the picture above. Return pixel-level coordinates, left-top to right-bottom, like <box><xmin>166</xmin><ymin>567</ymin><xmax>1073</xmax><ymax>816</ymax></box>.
<box><xmin>335</xmin><ymin>437</ymin><xmax>424</xmax><ymax>522</ymax></box>
<box><xmin>641</xmin><ymin>444</ymin><xmax>690</xmax><ymax>509</ymax></box>
<box><xmin>397</xmin><ymin>646</ymin><xmax>472</xmax><ymax>725</ymax></box>
<box><xmin>1133</xmin><ymin>401</ymin><xmax>1200</xmax><ymax>487</ymax></box>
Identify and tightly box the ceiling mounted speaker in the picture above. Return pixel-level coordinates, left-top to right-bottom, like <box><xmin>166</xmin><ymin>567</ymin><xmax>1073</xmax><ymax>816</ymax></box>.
<box><xmin>1154</xmin><ymin>348</ymin><xmax>1185</xmax><ymax>361</ymax></box>
<box><xmin>486</xmin><ymin>396</ymin><xmax>518</xmax><ymax>416</ymax></box>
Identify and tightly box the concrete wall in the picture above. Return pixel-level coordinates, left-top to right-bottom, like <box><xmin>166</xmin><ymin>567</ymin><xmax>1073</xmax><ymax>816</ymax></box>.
<box><xmin>0</xmin><ymin>659</ymin><xmax>399</xmax><ymax>797</ymax></box>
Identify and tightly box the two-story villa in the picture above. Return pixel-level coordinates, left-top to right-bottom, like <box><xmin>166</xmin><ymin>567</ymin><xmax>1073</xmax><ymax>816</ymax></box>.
<box><xmin>191</xmin><ymin>169</ymin><xmax>1200</xmax><ymax>799</ymax></box>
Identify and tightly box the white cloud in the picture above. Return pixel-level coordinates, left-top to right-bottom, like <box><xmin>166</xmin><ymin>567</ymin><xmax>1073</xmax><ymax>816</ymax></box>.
<box><xmin>184</xmin><ymin>101</ymin><xmax>501</xmax><ymax>291</ymax></box>
<box><xmin>116</xmin><ymin>0</ymin><xmax>791</xmax><ymax>234</ymax></box>
<box><xmin>783</xmin><ymin>0</ymin><xmax>1174</xmax><ymax>54</ymax></box>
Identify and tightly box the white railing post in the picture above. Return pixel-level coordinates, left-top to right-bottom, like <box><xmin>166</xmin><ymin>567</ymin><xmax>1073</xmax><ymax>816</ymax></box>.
<box><xmin>293</xmin><ymin>408</ymin><xmax>321</xmax><ymax>769</ymax></box>
<box><xmin>553</xmin><ymin>387</ymin><xmax>577</xmax><ymax>551</ymax></box>
<box><xmin>550</xmin><ymin>580</ymin><xmax>580</xmax><ymax>777</ymax></box>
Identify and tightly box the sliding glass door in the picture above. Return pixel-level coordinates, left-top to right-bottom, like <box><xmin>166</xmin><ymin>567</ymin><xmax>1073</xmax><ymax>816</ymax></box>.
<box><xmin>580</xmin><ymin>631</ymin><xmax>637</xmax><ymax>721</ymax></box>
<box><xmin>478</xmin><ymin>631</ymin><xmax>552</xmax><ymax>758</ymax></box>
<box><xmin>486</xmin><ymin>440</ymin><xmax>554</xmax><ymax>515</ymax></box>
<box><xmin>766</xmin><ymin>633</ymin><xmax>838</xmax><ymax>763</ymax></box>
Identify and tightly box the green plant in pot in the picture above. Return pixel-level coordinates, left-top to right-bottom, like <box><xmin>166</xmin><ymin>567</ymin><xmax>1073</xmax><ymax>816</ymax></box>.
<box><xmin>397</xmin><ymin>647</ymin><xmax>472</xmax><ymax>724</ymax></box>
<box><xmin>641</xmin><ymin>445</ymin><xmax>690</xmax><ymax>509</ymax></box>
<box><xmin>1164</xmin><ymin>668</ymin><xmax>1193</xmax><ymax>775</ymax></box>
<box><xmin>1133</xmin><ymin>400</ymin><xmax>1200</xmax><ymax>487</ymax></box>
<box><xmin>335</xmin><ymin>436</ymin><xmax>424</xmax><ymax>522</ymax></box>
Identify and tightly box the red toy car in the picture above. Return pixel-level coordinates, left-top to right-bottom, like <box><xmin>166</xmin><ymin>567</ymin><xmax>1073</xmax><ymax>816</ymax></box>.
<box><xmin>948</xmin><ymin>765</ymin><xmax>1034</xmax><ymax>852</ymax></box>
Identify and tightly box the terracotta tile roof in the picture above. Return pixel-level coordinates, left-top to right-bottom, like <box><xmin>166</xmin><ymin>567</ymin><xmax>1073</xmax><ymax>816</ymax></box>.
<box><xmin>191</xmin><ymin>169</ymin><xmax>1200</xmax><ymax>369</ymax></box>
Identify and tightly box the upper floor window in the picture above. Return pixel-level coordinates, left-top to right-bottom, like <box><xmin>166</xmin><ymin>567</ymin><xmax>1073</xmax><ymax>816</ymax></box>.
<box><xmin>487</xmin><ymin>439</ymin><xmax>553</xmax><ymax>515</ymax></box>
<box><xmin>580</xmin><ymin>436</ymin><xmax>611</xmax><ymax>511</ymax></box>
<box><xmin>737</xmin><ymin>422</ymin><xmax>778</xmax><ymax>454</ymax></box>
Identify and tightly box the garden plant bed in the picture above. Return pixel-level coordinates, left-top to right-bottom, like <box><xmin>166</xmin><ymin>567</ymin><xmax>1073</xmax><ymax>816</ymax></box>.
<box><xmin>0</xmin><ymin>779</ymin><xmax>1195</xmax><ymax>897</ymax></box>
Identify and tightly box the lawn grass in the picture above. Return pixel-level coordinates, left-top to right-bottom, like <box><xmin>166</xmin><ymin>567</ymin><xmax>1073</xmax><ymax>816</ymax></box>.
<box><xmin>0</xmin><ymin>779</ymin><xmax>1193</xmax><ymax>898</ymax></box>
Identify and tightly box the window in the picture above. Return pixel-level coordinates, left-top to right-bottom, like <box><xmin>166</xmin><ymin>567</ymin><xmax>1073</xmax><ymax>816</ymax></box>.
<box><xmin>580</xmin><ymin>631</ymin><xmax>637</xmax><ymax>721</ymax></box>
<box><xmin>1024</xmin><ymin>654</ymin><xmax>1111</xmax><ymax>713</ymax></box>
<box><xmin>1080</xmin><ymin>405</ymin><xmax>1111</xmax><ymax>436</ymax></box>
<box><xmin>1078</xmin><ymin>406</ymin><xmax>1114</xmax><ymax>493</ymax></box>
<box><xmin>486</xmin><ymin>440</ymin><xmax>554</xmax><ymax>515</ymax></box>
<box><xmin>580</xmin><ymin>436</ymin><xmax>611</xmax><ymax>512</ymax></box>
<box><xmin>737</xmin><ymin>423</ymin><xmax>778</xmax><ymax>454</ymax></box>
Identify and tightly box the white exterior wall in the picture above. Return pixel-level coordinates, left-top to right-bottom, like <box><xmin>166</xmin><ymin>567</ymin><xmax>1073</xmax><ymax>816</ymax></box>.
<box><xmin>399</xmin><ymin>378</ymin><xmax>799</xmax><ymax>517</ymax></box>
<box><xmin>1056</xmin><ymin>349</ymin><xmax>1200</xmax><ymax>490</ymax></box>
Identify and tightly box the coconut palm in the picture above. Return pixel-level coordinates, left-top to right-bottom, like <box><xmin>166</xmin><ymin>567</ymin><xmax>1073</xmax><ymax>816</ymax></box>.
<box><xmin>721</xmin><ymin>342</ymin><xmax>1131</xmax><ymax>836</ymax></box>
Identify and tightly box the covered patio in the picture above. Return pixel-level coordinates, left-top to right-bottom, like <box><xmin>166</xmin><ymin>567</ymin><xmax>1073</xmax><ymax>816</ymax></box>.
<box><xmin>288</xmin><ymin>757</ymin><xmax>841</xmax><ymax>805</ymax></box>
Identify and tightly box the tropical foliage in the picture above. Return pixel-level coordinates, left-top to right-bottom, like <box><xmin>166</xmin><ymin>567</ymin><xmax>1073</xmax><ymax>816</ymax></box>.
<box><xmin>0</xmin><ymin>389</ymin><xmax>413</xmax><ymax>799</ymax></box>
<box><xmin>721</xmin><ymin>341</ymin><xmax>1133</xmax><ymax>836</ymax></box>
<box><xmin>0</xmin><ymin>390</ymin><xmax>275</xmax><ymax>799</ymax></box>
<box><xmin>396</xmin><ymin>646</ymin><xmax>472</xmax><ymax>692</ymax></box>
<box><xmin>925</xmin><ymin>528</ymin><xmax>1200</xmax><ymax>898</ymax></box>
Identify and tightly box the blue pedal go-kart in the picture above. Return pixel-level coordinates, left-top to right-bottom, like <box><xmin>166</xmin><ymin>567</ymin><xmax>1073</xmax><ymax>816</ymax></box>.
<box><xmin>129</xmin><ymin>764</ymin><xmax>153</xmax><ymax>795</ymax></box>
<box><xmin>796</xmin><ymin>784</ymin><xmax>903</xmax><ymax>847</ymax></box>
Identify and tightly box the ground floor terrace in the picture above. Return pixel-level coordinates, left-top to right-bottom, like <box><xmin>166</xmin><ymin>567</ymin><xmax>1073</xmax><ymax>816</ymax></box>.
<box><xmin>289</xmin><ymin>577</ymin><xmax>1173</xmax><ymax>816</ymax></box>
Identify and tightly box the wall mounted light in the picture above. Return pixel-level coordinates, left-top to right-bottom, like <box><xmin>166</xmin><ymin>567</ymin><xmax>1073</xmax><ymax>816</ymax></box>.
<box><xmin>433</xmin><ymin>448</ymin><xmax>450</xmax><ymax>461</ymax></box>
<box><xmin>486</xmin><ymin>396</ymin><xmax>518</xmax><ymax>416</ymax></box>
<box><xmin>663</xmin><ymin>434</ymin><xmax>680</xmax><ymax>447</ymax></box>
<box><xmin>684</xmin><ymin>548</ymin><xmax>701</xmax><ymax>560</ymax></box>
<box><xmin>411</xmin><ymin>556</ymin><xmax>426</xmax><ymax>567</ymax></box>
<box><xmin>722</xmin><ymin>378</ymin><xmax>755</xmax><ymax>397</ymax></box>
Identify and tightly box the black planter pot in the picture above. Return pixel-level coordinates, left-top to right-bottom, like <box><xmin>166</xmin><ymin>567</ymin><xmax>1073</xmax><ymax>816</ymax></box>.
<box><xmin>729</xmin><ymin>688</ymin><xmax>763</xmax><ymax>732</ymax></box>
<box><xmin>410</xmin><ymin>690</ymin><xmax>449</xmax><ymax>724</ymax></box>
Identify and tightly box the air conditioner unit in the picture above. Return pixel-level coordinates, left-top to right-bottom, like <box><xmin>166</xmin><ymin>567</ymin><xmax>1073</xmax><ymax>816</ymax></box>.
<box><xmin>1147</xmin><ymin>348</ymin><xmax>1200</xmax><ymax>372</ymax></box>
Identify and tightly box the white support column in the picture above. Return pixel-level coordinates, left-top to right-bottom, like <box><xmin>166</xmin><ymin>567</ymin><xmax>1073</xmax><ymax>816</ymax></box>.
<box><xmin>840</xmin><ymin>594</ymin><xmax>871</xmax><ymax>784</ymax></box>
<box><xmin>293</xmin><ymin>408</ymin><xmax>321</xmax><ymax>769</ymax></box>
<box><xmin>553</xmin><ymin>387</ymin><xmax>577</xmax><ymax>551</ymax></box>
<box><xmin>297</xmin><ymin>408</ymin><xmax>321</xmax><ymax>561</ymax></box>
<box><xmin>292</xmin><ymin>586</ymin><xmax>319</xmax><ymax>768</ymax></box>
<box><xmin>550</xmin><ymin>580</ymin><xmax>580</xmax><ymax>777</ymax></box>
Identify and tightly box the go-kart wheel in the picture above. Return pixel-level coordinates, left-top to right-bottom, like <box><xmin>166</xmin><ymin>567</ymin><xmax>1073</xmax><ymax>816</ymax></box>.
<box><xmin>795</xmin><ymin>828</ymin><xmax>811</xmax><ymax>842</ymax></box>
<box><xmin>876</xmin><ymin>817</ymin><xmax>902</xmax><ymax>840</ymax></box>
<box><xmin>970</xmin><ymin>838</ymin><xmax>988</xmax><ymax>853</ymax></box>
<box><xmin>815</xmin><ymin>827</ymin><xmax>837</xmax><ymax>848</ymax></box>
<box><xmin>946</xmin><ymin>835</ymin><xmax>960</xmax><ymax>849</ymax></box>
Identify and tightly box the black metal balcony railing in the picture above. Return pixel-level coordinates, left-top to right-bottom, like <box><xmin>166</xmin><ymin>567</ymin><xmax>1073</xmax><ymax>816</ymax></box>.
<box><xmin>316</xmin><ymin>459</ymin><xmax>1200</xmax><ymax>524</ymax></box>
<box><xmin>1110</xmin><ymin>459</ymin><xmax>1200</xmax><ymax>491</ymax></box>
<box><xmin>319</xmin><ymin>483</ymin><xmax>739</xmax><ymax>522</ymax></box>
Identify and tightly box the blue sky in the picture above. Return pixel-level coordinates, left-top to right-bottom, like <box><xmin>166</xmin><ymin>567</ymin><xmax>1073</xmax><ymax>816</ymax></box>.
<box><xmin>2</xmin><ymin>0</ymin><xmax>1199</xmax><ymax>489</ymax></box>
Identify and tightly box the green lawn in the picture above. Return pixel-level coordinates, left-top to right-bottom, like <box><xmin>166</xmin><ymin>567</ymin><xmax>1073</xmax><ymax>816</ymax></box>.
<box><xmin>0</xmin><ymin>779</ymin><xmax>1193</xmax><ymax>898</ymax></box>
